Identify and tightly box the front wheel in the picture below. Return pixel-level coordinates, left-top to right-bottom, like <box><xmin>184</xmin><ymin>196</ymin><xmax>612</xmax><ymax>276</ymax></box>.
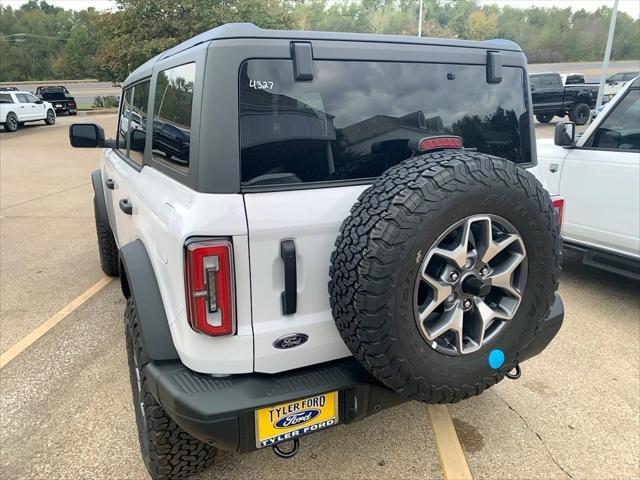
<box><xmin>569</xmin><ymin>103</ymin><xmax>591</xmax><ymax>125</ymax></box>
<box><xmin>93</xmin><ymin>197</ymin><xmax>119</xmax><ymax>276</ymax></box>
<box><xmin>535</xmin><ymin>113</ymin><xmax>554</xmax><ymax>123</ymax></box>
<box><xmin>125</xmin><ymin>297</ymin><xmax>217</xmax><ymax>479</ymax></box>
<box><xmin>45</xmin><ymin>109</ymin><xmax>56</xmax><ymax>125</ymax></box>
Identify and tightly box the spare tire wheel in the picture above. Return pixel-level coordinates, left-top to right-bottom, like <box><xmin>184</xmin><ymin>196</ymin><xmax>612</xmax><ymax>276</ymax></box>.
<box><xmin>329</xmin><ymin>150</ymin><xmax>561</xmax><ymax>403</ymax></box>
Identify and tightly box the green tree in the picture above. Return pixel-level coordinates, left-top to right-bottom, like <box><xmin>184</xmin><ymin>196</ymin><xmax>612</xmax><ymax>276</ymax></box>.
<box><xmin>465</xmin><ymin>10</ymin><xmax>497</xmax><ymax>40</ymax></box>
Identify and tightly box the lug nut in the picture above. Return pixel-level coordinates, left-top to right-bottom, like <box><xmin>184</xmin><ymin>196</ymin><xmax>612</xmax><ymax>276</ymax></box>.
<box><xmin>463</xmin><ymin>299</ymin><xmax>472</xmax><ymax>309</ymax></box>
<box><xmin>449</xmin><ymin>272</ymin><xmax>459</xmax><ymax>282</ymax></box>
<box><xmin>464</xmin><ymin>259</ymin><xmax>473</xmax><ymax>269</ymax></box>
<box><xmin>480</xmin><ymin>267</ymin><xmax>489</xmax><ymax>276</ymax></box>
<box><xmin>446</xmin><ymin>294</ymin><xmax>456</xmax><ymax>303</ymax></box>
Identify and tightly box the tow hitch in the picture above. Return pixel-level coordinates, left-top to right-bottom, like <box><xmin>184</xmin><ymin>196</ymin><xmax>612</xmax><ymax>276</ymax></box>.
<box><xmin>272</xmin><ymin>439</ymin><xmax>300</xmax><ymax>459</ymax></box>
<box><xmin>506</xmin><ymin>364</ymin><xmax>522</xmax><ymax>380</ymax></box>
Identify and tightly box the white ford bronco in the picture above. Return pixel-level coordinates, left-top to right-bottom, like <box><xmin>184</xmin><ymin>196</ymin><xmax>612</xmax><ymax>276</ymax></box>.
<box><xmin>69</xmin><ymin>24</ymin><xmax>564</xmax><ymax>480</ymax></box>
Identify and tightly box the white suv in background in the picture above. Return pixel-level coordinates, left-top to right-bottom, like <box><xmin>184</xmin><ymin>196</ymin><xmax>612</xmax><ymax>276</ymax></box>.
<box><xmin>0</xmin><ymin>90</ymin><xmax>56</xmax><ymax>132</ymax></box>
<box><xmin>537</xmin><ymin>76</ymin><xmax>640</xmax><ymax>279</ymax></box>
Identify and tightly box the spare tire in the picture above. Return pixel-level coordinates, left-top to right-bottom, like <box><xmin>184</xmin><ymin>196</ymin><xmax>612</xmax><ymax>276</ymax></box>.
<box><xmin>329</xmin><ymin>150</ymin><xmax>561</xmax><ymax>403</ymax></box>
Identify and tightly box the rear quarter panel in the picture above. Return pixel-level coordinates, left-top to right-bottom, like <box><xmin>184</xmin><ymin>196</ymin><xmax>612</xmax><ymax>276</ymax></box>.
<box><xmin>131</xmin><ymin>166</ymin><xmax>254</xmax><ymax>374</ymax></box>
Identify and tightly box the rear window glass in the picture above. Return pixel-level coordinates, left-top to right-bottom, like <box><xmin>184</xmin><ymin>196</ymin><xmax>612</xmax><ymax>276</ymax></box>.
<box><xmin>42</xmin><ymin>91</ymin><xmax>67</xmax><ymax>100</ymax></box>
<box><xmin>240</xmin><ymin>60</ymin><xmax>531</xmax><ymax>187</ymax></box>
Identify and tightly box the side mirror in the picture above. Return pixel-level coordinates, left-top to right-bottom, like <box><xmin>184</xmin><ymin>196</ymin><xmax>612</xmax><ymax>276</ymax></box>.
<box><xmin>130</xmin><ymin>128</ymin><xmax>146</xmax><ymax>152</ymax></box>
<box><xmin>35</xmin><ymin>99</ymin><xmax>43</xmax><ymax>104</ymax></box>
<box><xmin>554</xmin><ymin>122</ymin><xmax>576</xmax><ymax>147</ymax></box>
<box><xmin>69</xmin><ymin>123</ymin><xmax>105</xmax><ymax>148</ymax></box>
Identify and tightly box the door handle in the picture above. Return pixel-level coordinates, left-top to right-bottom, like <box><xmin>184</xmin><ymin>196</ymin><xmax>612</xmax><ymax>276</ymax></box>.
<box><xmin>119</xmin><ymin>198</ymin><xmax>133</xmax><ymax>215</ymax></box>
<box><xmin>549</xmin><ymin>163</ymin><xmax>559</xmax><ymax>173</ymax></box>
<box><xmin>105</xmin><ymin>178</ymin><xmax>115</xmax><ymax>189</ymax></box>
<box><xmin>280</xmin><ymin>239</ymin><xmax>297</xmax><ymax>315</ymax></box>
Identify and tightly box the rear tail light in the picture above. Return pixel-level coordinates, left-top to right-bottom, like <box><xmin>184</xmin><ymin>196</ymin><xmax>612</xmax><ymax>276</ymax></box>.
<box><xmin>185</xmin><ymin>239</ymin><xmax>235</xmax><ymax>336</ymax></box>
<box><xmin>417</xmin><ymin>136</ymin><xmax>463</xmax><ymax>152</ymax></box>
<box><xmin>550</xmin><ymin>195</ymin><xmax>565</xmax><ymax>227</ymax></box>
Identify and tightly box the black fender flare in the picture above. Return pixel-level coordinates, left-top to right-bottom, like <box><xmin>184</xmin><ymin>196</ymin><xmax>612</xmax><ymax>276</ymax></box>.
<box><xmin>120</xmin><ymin>240</ymin><xmax>179</xmax><ymax>361</ymax></box>
<box><xmin>91</xmin><ymin>169</ymin><xmax>109</xmax><ymax>226</ymax></box>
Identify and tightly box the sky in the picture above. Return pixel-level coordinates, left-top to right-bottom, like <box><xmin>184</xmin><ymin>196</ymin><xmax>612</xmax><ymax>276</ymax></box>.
<box><xmin>0</xmin><ymin>0</ymin><xmax>638</xmax><ymax>19</ymax></box>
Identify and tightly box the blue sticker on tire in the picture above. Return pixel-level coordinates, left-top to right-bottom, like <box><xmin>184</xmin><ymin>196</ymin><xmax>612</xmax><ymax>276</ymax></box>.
<box><xmin>488</xmin><ymin>349</ymin><xmax>505</xmax><ymax>369</ymax></box>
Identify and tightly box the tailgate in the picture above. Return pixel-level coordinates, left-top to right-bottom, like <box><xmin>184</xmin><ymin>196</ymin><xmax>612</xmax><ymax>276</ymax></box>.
<box><xmin>244</xmin><ymin>187</ymin><xmax>365</xmax><ymax>373</ymax></box>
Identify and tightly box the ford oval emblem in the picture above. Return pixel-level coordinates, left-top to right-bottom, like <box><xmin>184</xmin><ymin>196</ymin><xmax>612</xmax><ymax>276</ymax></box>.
<box><xmin>273</xmin><ymin>333</ymin><xmax>309</xmax><ymax>349</ymax></box>
<box><xmin>274</xmin><ymin>409</ymin><xmax>320</xmax><ymax>429</ymax></box>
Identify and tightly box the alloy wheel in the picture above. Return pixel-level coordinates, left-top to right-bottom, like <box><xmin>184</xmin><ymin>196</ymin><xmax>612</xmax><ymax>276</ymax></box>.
<box><xmin>414</xmin><ymin>214</ymin><xmax>527</xmax><ymax>355</ymax></box>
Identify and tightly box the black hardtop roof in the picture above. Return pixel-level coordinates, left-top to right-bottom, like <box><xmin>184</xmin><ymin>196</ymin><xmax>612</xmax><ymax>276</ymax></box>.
<box><xmin>124</xmin><ymin>22</ymin><xmax>522</xmax><ymax>87</ymax></box>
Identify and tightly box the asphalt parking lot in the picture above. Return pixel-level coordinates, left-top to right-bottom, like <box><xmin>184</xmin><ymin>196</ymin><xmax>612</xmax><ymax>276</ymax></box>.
<box><xmin>0</xmin><ymin>115</ymin><xmax>638</xmax><ymax>479</ymax></box>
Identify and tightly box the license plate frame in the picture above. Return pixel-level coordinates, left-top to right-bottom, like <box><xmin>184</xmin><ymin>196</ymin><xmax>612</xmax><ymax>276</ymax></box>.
<box><xmin>254</xmin><ymin>391</ymin><xmax>339</xmax><ymax>448</ymax></box>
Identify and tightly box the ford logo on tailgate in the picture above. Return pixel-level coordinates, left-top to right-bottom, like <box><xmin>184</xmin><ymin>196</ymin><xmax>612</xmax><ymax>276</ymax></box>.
<box><xmin>274</xmin><ymin>409</ymin><xmax>320</xmax><ymax>428</ymax></box>
<box><xmin>273</xmin><ymin>333</ymin><xmax>309</xmax><ymax>349</ymax></box>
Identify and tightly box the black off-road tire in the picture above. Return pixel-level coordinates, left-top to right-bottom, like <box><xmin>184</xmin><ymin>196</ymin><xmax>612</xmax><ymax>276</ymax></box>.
<box><xmin>535</xmin><ymin>113</ymin><xmax>554</xmax><ymax>123</ymax></box>
<box><xmin>569</xmin><ymin>103</ymin><xmax>591</xmax><ymax>125</ymax></box>
<box><xmin>125</xmin><ymin>297</ymin><xmax>217</xmax><ymax>479</ymax></box>
<box><xmin>45</xmin><ymin>109</ymin><xmax>56</xmax><ymax>125</ymax></box>
<box><xmin>329</xmin><ymin>151</ymin><xmax>561</xmax><ymax>403</ymax></box>
<box><xmin>93</xmin><ymin>196</ymin><xmax>119</xmax><ymax>277</ymax></box>
<box><xmin>4</xmin><ymin>113</ymin><xmax>19</xmax><ymax>132</ymax></box>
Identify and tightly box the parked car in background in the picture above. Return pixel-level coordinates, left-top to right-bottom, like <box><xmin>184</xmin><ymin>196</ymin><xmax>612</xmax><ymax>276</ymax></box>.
<box><xmin>35</xmin><ymin>85</ymin><xmax>77</xmax><ymax>115</ymax></box>
<box><xmin>0</xmin><ymin>86</ymin><xmax>19</xmax><ymax>92</ymax></box>
<box><xmin>604</xmin><ymin>71</ymin><xmax>640</xmax><ymax>101</ymax></box>
<box><xmin>529</xmin><ymin>72</ymin><xmax>598</xmax><ymax>125</ymax></box>
<box><xmin>0</xmin><ymin>90</ymin><xmax>56</xmax><ymax>132</ymax></box>
<box><xmin>536</xmin><ymin>76</ymin><xmax>640</xmax><ymax>279</ymax></box>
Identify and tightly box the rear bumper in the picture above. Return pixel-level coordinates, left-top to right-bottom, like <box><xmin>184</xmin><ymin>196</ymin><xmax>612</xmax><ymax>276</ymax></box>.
<box><xmin>144</xmin><ymin>357</ymin><xmax>407</xmax><ymax>453</ymax></box>
<box><xmin>520</xmin><ymin>293</ymin><xmax>564</xmax><ymax>363</ymax></box>
<box><xmin>144</xmin><ymin>294</ymin><xmax>563</xmax><ymax>453</ymax></box>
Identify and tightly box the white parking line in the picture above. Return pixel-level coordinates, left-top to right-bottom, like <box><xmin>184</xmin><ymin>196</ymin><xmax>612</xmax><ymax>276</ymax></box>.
<box><xmin>427</xmin><ymin>404</ymin><xmax>473</xmax><ymax>480</ymax></box>
<box><xmin>0</xmin><ymin>277</ymin><xmax>112</xmax><ymax>369</ymax></box>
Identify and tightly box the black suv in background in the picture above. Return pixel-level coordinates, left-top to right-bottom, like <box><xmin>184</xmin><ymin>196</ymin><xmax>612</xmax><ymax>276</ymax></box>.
<box><xmin>36</xmin><ymin>85</ymin><xmax>77</xmax><ymax>115</ymax></box>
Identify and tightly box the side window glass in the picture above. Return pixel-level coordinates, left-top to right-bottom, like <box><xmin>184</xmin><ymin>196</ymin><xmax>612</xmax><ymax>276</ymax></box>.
<box><xmin>152</xmin><ymin>63</ymin><xmax>195</xmax><ymax>173</ymax></box>
<box><xmin>591</xmin><ymin>90</ymin><xmax>640</xmax><ymax>150</ymax></box>
<box><xmin>27</xmin><ymin>93</ymin><xmax>39</xmax><ymax>103</ymax></box>
<box><xmin>118</xmin><ymin>88</ymin><xmax>133</xmax><ymax>155</ymax></box>
<box><xmin>128</xmin><ymin>81</ymin><xmax>150</xmax><ymax>165</ymax></box>
<box><xmin>0</xmin><ymin>94</ymin><xmax>12</xmax><ymax>103</ymax></box>
<box><xmin>17</xmin><ymin>94</ymin><xmax>31</xmax><ymax>103</ymax></box>
<box><xmin>545</xmin><ymin>75</ymin><xmax>560</xmax><ymax>87</ymax></box>
<box><xmin>530</xmin><ymin>77</ymin><xmax>539</xmax><ymax>89</ymax></box>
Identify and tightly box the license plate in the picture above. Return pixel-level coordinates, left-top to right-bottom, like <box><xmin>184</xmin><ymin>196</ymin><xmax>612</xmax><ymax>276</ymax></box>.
<box><xmin>255</xmin><ymin>391</ymin><xmax>338</xmax><ymax>448</ymax></box>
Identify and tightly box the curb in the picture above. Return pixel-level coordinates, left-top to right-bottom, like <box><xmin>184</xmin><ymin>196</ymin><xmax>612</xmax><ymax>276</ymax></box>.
<box><xmin>78</xmin><ymin>109</ymin><xmax>118</xmax><ymax>116</ymax></box>
<box><xmin>0</xmin><ymin>79</ymin><xmax>101</xmax><ymax>86</ymax></box>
